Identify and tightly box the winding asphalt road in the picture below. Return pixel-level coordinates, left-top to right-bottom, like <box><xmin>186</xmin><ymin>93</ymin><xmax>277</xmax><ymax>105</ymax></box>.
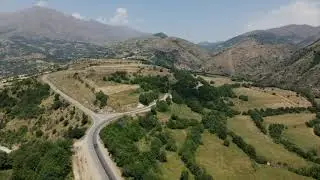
<box><xmin>42</xmin><ymin>74</ymin><xmax>167</xmax><ymax>180</ymax></box>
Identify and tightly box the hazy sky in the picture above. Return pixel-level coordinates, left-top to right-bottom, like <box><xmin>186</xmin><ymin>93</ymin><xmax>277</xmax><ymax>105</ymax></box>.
<box><xmin>1</xmin><ymin>0</ymin><xmax>320</xmax><ymax>42</ymax></box>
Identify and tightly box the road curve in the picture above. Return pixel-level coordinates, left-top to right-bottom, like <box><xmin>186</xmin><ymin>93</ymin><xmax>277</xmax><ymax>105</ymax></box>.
<box><xmin>42</xmin><ymin>74</ymin><xmax>168</xmax><ymax>180</ymax></box>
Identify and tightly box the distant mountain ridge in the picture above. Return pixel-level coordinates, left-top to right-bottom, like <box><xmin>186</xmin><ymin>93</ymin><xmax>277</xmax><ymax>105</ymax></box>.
<box><xmin>0</xmin><ymin>6</ymin><xmax>148</xmax><ymax>45</ymax></box>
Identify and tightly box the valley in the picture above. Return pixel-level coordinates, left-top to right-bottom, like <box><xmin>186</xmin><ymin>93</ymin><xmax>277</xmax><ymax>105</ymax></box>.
<box><xmin>1</xmin><ymin>4</ymin><xmax>320</xmax><ymax>180</ymax></box>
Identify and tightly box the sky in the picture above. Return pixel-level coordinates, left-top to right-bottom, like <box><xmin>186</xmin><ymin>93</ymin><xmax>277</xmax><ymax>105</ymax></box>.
<box><xmin>0</xmin><ymin>0</ymin><xmax>320</xmax><ymax>42</ymax></box>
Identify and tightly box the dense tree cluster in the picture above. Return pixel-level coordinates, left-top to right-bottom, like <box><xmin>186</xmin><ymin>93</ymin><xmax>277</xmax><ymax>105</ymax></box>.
<box><xmin>100</xmin><ymin>114</ymin><xmax>177</xmax><ymax>179</ymax></box>
<box><xmin>132</xmin><ymin>75</ymin><xmax>170</xmax><ymax>93</ymax></box>
<box><xmin>0</xmin><ymin>79</ymin><xmax>50</xmax><ymax>119</ymax></box>
<box><xmin>94</xmin><ymin>91</ymin><xmax>108</xmax><ymax>108</ymax></box>
<box><xmin>202</xmin><ymin>111</ymin><xmax>227</xmax><ymax>140</ymax></box>
<box><xmin>243</xmin><ymin>107</ymin><xmax>309</xmax><ymax>117</ymax></box>
<box><xmin>139</xmin><ymin>91</ymin><xmax>159</xmax><ymax>105</ymax></box>
<box><xmin>10</xmin><ymin>140</ymin><xmax>72</xmax><ymax>180</ymax></box>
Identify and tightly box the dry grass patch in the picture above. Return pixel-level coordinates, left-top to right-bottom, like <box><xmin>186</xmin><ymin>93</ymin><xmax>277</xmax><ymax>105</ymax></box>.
<box><xmin>98</xmin><ymin>84</ymin><xmax>139</xmax><ymax>95</ymax></box>
<box><xmin>196</xmin><ymin>131</ymin><xmax>255</xmax><ymax>179</ymax></box>
<box><xmin>228</xmin><ymin>115</ymin><xmax>308</xmax><ymax>168</ymax></box>
<box><xmin>168</xmin><ymin>129</ymin><xmax>187</xmax><ymax>150</ymax></box>
<box><xmin>48</xmin><ymin>71</ymin><xmax>97</xmax><ymax>110</ymax></box>
<box><xmin>0</xmin><ymin>170</ymin><xmax>12</xmax><ymax>180</ymax></box>
<box><xmin>108</xmin><ymin>89</ymin><xmax>140</xmax><ymax>112</ymax></box>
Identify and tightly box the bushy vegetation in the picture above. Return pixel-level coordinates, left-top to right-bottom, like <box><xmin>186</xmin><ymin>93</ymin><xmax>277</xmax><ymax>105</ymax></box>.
<box><xmin>139</xmin><ymin>91</ymin><xmax>159</xmax><ymax>105</ymax></box>
<box><xmin>95</xmin><ymin>91</ymin><xmax>108</xmax><ymax>108</ymax></box>
<box><xmin>292</xmin><ymin>165</ymin><xmax>320</xmax><ymax>180</ymax></box>
<box><xmin>10</xmin><ymin>140</ymin><xmax>72</xmax><ymax>180</ymax></box>
<box><xmin>0</xmin><ymin>79</ymin><xmax>50</xmax><ymax>119</ymax></box>
<box><xmin>268</xmin><ymin>124</ymin><xmax>285</xmax><ymax>141</ymax></box>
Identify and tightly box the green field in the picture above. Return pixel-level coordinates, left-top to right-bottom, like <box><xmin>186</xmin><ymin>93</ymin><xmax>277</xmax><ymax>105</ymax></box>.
<box><xmin>228</xmin><ymin>115</ymin><xmax>309</xmax><ymax>168</ymax></box>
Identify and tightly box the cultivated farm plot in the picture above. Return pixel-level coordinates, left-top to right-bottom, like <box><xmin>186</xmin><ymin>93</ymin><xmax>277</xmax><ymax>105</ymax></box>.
<box><xmin>264</xmin><ymin>113</ymin><xmax>320</xmax><ymax>152</ymax></box>
<box><xmin>228</xmin><ymin>115</ymin><xmax>309</xmax><ymax>168</ymax></box>
<box><xmin>232</xmin><ymin>87</ymin><xmax>311</xmax><ymax>112</ymax></box>
<box><xmin>196</xmin><ymin>132</ymin><xmax>311</xmax><ymax>180</ymax></box>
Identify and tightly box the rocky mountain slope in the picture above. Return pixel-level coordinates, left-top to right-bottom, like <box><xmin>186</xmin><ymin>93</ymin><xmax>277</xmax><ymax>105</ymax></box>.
<box><xmin>200</xmin><ymin>25</ymin><xmax>320</xmax><ymax>79</ymax></box>
<box><xmin>261</xmin><ymin>39</ymin><xmax>320</xmax><ymax>96</ymax></box>
<box><xmin>108</xmin><ymin>35</ymin><xmax>222</xmax><ymax>72</ymax></box>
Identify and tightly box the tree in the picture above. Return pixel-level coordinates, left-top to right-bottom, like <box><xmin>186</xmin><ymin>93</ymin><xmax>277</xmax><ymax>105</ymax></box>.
<box><xmin>156</xmin><ymin>100</ymin><xmax>169</xmax><ymax>112</ymax></box>
<box><xmin>95</xmin><ymin>91</ymin><xmax>108</xmax><ymax>108</ymax></box>
<box><xmin>0</xmin><ymin>151</ymin><xmax>12</xmax><ymax>170</ymax></box>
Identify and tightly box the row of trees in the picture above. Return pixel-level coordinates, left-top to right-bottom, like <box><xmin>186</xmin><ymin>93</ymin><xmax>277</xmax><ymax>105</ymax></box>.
<box><xmin>243</xmin><ymin>107</ymin><xmax>310</xmax><ymax>117</ymax></box>
<box><xmin>179</xmin><ymin>124</ymin><xmax>213</xmax><ymax>180</ymax></box>
<box><xmin>167</xmin><ymin>115</ymin><xmax>198</xmax><ymax>129</ymax></box>
<box><xmin>229</xmin><ymin>131</ymin><xmax>267</xmax><ymax>164</ymax></box>
<box><xmin>248</xmin><ymin>110</ymin><xmax>267</xmax><ymax>134</ymax></box>
<box><xmin>105</xmin><ymin>71</ymin><xmax>130</xmax><ymax>83</ymax></box>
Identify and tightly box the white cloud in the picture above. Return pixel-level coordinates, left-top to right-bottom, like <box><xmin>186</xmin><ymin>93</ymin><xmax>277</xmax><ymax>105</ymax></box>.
<box><xmin>34</xmin><ymin>0</ymin><xmax>48</xmax><ymax>7</ymax></box>
<box><xmin>109</xmin><ymin>8</ymin><xmax>129</xmax><ymax>25</ymax></box>
<box><xmin>72</xmin><ymin>13</ymin><xmax>86</xmax><ymax>20</ymax></box>
<box><xmin>247</xmin><ymin>0</ymin><xmax>320</xmax><ymax>30</ymax></box>
<box><xmin>96</xmin><ymin>16</ymin><xmax>108</xmax><ymax>24</ymax></box>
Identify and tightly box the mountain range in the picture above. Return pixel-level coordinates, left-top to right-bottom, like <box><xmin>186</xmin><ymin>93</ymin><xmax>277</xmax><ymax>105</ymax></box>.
<box><xmin>1</xmin><ymin>6</ymin><xmax>320</xmax><ymax>96</ymax></box>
